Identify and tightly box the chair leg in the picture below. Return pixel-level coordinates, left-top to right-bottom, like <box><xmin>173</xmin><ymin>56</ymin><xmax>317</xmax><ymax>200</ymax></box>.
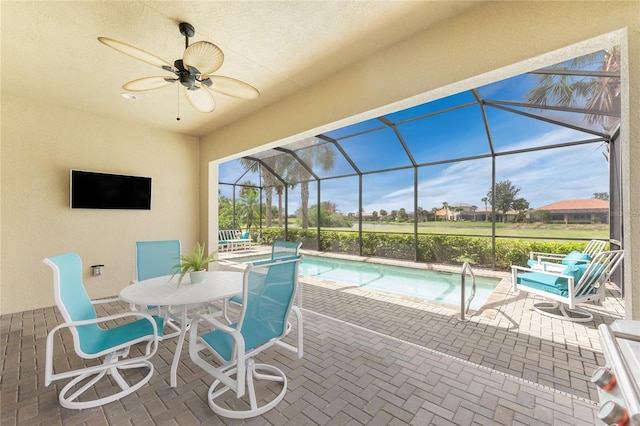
<box><xmin>532</xmin><ymin>301</ymin><xmax>593</xmax><ymax>322</ymax></box>
<box><xmin>207</xmin><ymin>359</ymin><xmax>288</xmax><ymax>419</ymax></box>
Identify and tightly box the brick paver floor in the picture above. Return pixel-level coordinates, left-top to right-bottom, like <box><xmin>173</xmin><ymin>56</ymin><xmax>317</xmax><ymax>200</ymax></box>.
<box><xmin>1</xmin><ymin>249</ymin><xmax>625</xmax><ymax>425</ymax></box>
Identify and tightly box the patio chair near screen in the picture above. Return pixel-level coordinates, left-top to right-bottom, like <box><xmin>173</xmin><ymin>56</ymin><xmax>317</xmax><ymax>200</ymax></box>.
<box><xmin>512</xmin><ymin>249</ymin><xmax>624</xmax><ymax>322</ymax></box>
<box><xmin>43</xmin><ymin>252</ymin><xmax>162</xmax><ymax>409</ymax></box>
<box><xmin>527</xmin><ymin>239</ymin><xmax>607</xmax><ymax>272</ymax></box>
<box><xmin>189</xmin><ymin>256</ymin><xmax>303</xmax><ymax>418</ymax></box>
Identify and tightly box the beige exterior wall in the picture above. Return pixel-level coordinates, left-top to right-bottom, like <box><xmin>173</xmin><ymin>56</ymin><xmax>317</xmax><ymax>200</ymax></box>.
<box><xmin>1</xmin><ymin>95</ymin><xmax>201</xmax><ymax>314</ymax></box>
<box><xmin>201</xmin><ymin>2</ymin><xmax>640</xmax><ymax>318</ymax></box>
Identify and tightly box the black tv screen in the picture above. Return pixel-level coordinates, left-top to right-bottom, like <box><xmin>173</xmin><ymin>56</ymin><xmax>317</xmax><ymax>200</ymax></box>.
<box><xmin>70</xmin><ymin>170</ymin><xmax>152</xmax><ymax>210</ymax></box>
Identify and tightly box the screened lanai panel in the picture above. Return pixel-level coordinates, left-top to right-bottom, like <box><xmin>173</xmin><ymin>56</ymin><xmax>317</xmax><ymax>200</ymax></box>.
<box><xmin>361</xmin><ymin>169</ymin><xmax>412</xmax><ymax>216</ymax></box>
<box><xmin>219</xmin><ymin>158</ymin><xmax>261</xmax><ymax>187</ymax></box>
<box><xmin>417</xmin><ymin>158</ymin><xmax>492</xmax><ymax>235</ymax></box>
<box><xmin>249</xmin><ymin>150</ymin><xmax>297</xmax><ymax>186</ymax></box>
<box><xmin>476</xmin><ymin>73</ymin><xmax>539</xmax><ymax>105</ymax></box>
<box><xmin>490</xmin><ymin>104</ymin><xmax>618</xmax><ymax>136</ymax></box>
<box><xmin>323</xmin><ymin>118</ymin><xmax>386</xmax><ymax>140</ymax></box>
<box><xmin>293</xmin><ymin>140</ymin><xmax>356</xmax><ymax>180</ymax></box>
<box><xmin>319</xmin><ymin>176</ymin><xmax>359</xmax><ymax>222</ymax></box>
<box><xmin>385</xmin><ymin>91</ymin><xmax>477</xmax><ymax>123</ymax></box>
<box><xmin>494</xmin><ymin>143</ymin><xmax>609</xmax><ymax>233</ymax></box>
<box><xmin>477</xmin><ymin>48</ymin><xmax>620</xmax><ymax>121</ymax></box>
<box><xmin>484</xmin><ymin>106</ymin><xmax>601</xmax><ymax>152</ymax></box>
<box><xmin>400</xmin><ymin>104</ymin><xmax>490</xmax><ymax>164</ymax></box>
<box><xmin>319</xmin><ymin>176</ymin><xmax>359</xmax><ymax>254</ymax></box>
<box><xmin>362</xmin><ymin>169</ymin><xmax>415</xmax><ymax>260</ymax></box>
<box><xmin>338</xmin><ymin>126</ymin><xmax>412</xmax><ymax>173</ymax></box>
<box><xmin>292</xmin><ymin>179</ymin><xmax>319</xmax><ymax>250</ymax></box>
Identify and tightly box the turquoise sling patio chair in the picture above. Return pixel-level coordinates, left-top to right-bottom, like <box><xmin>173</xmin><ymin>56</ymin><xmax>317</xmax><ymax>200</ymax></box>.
<box><xmin>44</xmin><ymin>252</ymin><xmax>162</xmax><ymax>409</ymax></box>
<box><xmin>189</xmin><ymin>256</ymin><xmax>302</xmax><ymax>419</ymax></box>
<box><xmin>226</xmin><ymin>240</ymin><xmax>304</xmax><ymax>358</ymax></box>
<box><xmin>135</xmin><ymin>240</ymin><xmax>183</xmax><ymax>338</ymax></box>
<box><xmin>527</xmin><ymin>239</ymin><xmax>607</xmax><ymax>272</ymax></box>
<box><xmin>271</xmin><ymin>240</ymin><xmax>302</xmax><ymax>261</ymax></box>
<box><xmin>136</xmin><ymin>239</ymin><xmax>182</xmax><ymax>282</ymax></box>
<box><xmin>512</xmin><ymin>249</ymin><xmax>624</xmax><ymax>322</ymax></box>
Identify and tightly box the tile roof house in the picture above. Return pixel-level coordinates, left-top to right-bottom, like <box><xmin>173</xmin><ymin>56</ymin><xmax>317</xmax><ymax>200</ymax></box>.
<box><xmin>531</xmin><ymin>199</ymin><xmax>609</xmax><ymax>224</ymax></box>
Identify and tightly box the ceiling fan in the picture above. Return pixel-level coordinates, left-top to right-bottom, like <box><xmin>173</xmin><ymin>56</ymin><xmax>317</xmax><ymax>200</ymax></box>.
<box><xmin>98</xmin><ymin>22</ymin><xmax>259</xmax><ymax>114</ymax></box>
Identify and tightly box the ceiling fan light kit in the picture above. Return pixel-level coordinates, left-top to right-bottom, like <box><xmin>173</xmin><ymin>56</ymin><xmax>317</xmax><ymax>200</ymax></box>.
<box><xmin>98</xmin><ymin>22</ymin><xmax>259</xmax><ymax>114</ymax></box>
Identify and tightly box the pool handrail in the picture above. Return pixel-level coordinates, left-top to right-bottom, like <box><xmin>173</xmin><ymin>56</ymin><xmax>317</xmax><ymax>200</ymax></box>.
<box><xmin>459</xmin><ymin>262</ymin><xmax>477</xmax><ymax>322</ymax></box>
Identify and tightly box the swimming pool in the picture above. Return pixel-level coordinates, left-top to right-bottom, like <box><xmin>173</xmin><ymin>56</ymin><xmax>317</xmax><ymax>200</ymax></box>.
<box><xmin>232</xmin><ymin>254</ymin><xmax>499</xmax><ymax>311</ymax></box>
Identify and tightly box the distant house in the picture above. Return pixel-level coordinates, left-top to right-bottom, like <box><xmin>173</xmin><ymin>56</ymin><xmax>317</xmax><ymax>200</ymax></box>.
<box><xmin>531</xmin><ymin>199</ymin><xmax>609</xmax><ymax>224</ymax></box>
<box><xmin>435</xmin><ymin>207</ymin><xmax>457</xmax><ymax>221</ymax></box>
<box><xmin>474</xmin><ymin>207</ymin><xmax>520</xmax><ymax>222</ymax></box>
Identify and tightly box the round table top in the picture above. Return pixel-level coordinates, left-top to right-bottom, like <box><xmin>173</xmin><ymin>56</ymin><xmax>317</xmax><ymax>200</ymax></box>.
<box><xmin>119</xmin><ymin>270</ymin><xmax>243</xmax><ymax>306</ymax></box>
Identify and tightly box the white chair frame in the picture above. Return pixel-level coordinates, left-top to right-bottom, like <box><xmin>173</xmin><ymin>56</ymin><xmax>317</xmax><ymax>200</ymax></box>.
<box><xmin>189</xmin><ymin>257</ymin><xmax>302</xmax><ymax>419</ymax></box>
<box><xmin>44</xmin><ymin>254</ymin><xmax>160</xmax><ymax>409</ymax></box>
<box><xmin>513</xmin><ymin>249</ymin><xmax>624</xmax><ymax>322</ymax></box>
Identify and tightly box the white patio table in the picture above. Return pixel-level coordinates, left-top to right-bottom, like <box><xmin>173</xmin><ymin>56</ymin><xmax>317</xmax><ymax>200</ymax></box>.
<box><xmin>119</xmin><ymin>270</ymin><xmax>243</xmax><ymax>387</ymax></box>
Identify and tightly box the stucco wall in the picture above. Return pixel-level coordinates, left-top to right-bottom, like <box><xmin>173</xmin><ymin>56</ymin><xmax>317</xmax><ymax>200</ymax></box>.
<box><xmin>200</xmin><ymin>1</ymin><xmax>640</xmax><ymax>318</ymax></box>
<box><xmin>1</xmin><ymin>94</ymin><xmax>201</xmax><ymax>314</ymax></box>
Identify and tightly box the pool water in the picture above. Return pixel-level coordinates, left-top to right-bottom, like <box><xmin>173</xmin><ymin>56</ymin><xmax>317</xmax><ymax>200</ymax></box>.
<box><xmin>232</xmin><ymin>254</ymin><xmax>499</xmax><ymax>310</ymax></box>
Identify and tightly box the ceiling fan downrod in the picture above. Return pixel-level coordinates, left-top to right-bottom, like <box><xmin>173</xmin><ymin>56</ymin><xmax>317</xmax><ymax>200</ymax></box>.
<box><xmin>179</xmin><ymin>22</ymin><xmax>195</xmax><ymax>49</ymax></box>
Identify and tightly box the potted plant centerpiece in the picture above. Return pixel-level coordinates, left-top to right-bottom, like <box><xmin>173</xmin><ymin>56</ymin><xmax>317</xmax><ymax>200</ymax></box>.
<box><xmin>170</xmin><ymin>242</ymin><xmax>217</xmax><ymax>286</ymax></box>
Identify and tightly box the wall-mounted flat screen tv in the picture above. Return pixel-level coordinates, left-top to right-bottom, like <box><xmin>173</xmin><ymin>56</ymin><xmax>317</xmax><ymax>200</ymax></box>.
<box><xmin>70</xmin><ymin>170</ymin><xmax>152</xmax><ymax>210</ymax></box>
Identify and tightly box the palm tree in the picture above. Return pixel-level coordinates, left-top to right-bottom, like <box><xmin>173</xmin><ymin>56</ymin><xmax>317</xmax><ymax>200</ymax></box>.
<box><xmin>525</xmin><ymin>47</ymin><xmax>620</xmax><ymax>135</ymax></box>
<box><xmin>237</xmin><ymin>181</ymin><xmax>261</xmax><ymax>231</ymax></box>
<box><xmin>240</xmin><ymin>155</ymin><xmax>296</xmax><ymax>228</ymax></box>
<box><xmin>470</xmin><ymin>205</ymin><xmax>478</xmax><ymax>221</ymax></box>
<box><xmin>239</xmin><ymin>158</ymin><xmax>274</xmax><ymax>227</ymax></box>
<box><xmin>442</xmin><ymin>201</ymin><xmax>449</xmax><ymax>221</ymax></box>
<box><xmin>271</xmin><ymin>156</ymin><xmax>297</xmax><ymax>227</ymax></box>
<box><xmin>295</xmin><ymin>141</ymin><xmax>335</xmax><ymax>229</ymax></box>
<box><xmin>481</xmin><ymin>197</ymin><xmax>489</xmax><ymax>221</ymax></box>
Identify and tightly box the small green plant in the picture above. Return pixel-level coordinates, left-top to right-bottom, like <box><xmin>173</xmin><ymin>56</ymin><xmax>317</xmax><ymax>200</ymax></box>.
<box><xmin>170</xmin><ymin>242</ymin><xmax>217</xmax><ymax>287</ymax></box>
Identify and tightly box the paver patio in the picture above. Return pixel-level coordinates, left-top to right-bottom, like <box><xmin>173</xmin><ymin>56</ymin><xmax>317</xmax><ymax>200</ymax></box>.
<box><xmin>1</xmin><ymin>248</ymin><xmax>625</xmax><ymax>425</ymax></box>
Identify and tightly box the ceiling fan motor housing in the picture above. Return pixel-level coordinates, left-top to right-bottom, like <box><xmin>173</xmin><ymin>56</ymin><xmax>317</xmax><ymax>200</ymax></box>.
<box><xmin>174</xmin><ymin>59</ymin><xmax>198</xmax><ymax>89</ymax></box>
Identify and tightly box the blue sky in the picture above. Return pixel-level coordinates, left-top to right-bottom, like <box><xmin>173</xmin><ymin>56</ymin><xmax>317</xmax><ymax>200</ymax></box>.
<box><xmin>219</xmin><ymin>55</ymin><xmax>612</xmax><ymax>216</ymax></box>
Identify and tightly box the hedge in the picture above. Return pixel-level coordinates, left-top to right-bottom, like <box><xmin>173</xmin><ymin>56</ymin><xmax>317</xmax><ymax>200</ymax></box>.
<box><xmin>258</xmin><ymin>228</ymin><xmax>593</xmax><ymax>270</ymax></box>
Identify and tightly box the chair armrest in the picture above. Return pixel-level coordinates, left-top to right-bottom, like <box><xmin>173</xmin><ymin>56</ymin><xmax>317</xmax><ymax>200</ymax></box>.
<box><xmin>534</xmin><ymin>255</ymin><xmax>564</xmax><ymax>264</ymax></box>
<box><xmin>529</xmin><ymin>251</ymin><xmax>565</xmax><ymax>261</ymax></box>
<box><xmin>50</xmin><ymin>311</ymin><xmax>160</xmax><ymax>334</ymax></box>
<box><xmin>192</xmin><ymin>313</ymin><xmax>237</xmax><ymax>335</ymax></box>
<box><xmin>511</xmin><ymin>264</ymin><xmax>570</xmax><ymax>278</ymax></box>
<box><xmin>45</xmin><ymin>311</ymin><xmax>160</xmax><ymax>386</ymax></box>
<box><xmin>537</xmin><ymin>261</ymin><xmax>566</xmax><ymax>272</ymax></box>
<box><xmin>91</xmin><ymin>296</ymin><xmax>121</xmax><ymax>305</ymax></box>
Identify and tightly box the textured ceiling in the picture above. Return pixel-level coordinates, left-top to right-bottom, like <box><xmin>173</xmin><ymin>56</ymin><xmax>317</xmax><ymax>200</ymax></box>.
<box><xmin>1</xmin><ymin>1</ymin><xmax>480</xmax><ymax>137</ymax></box>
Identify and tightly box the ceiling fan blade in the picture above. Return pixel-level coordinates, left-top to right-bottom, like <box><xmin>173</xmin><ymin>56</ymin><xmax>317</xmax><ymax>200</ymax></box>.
<box><xmin>202</xmin><ymin>75</ymin><xmax>260</xmax><ymax>99</ymax></box>
<box><xmin>123</xmin><ymin>77</ymin><xmax>176</xmax><ymax>91</ymax></box>
<box><xmin>183</xmin><ymin>41</ymin><xmax>224</xmax><ymax>75</ymax></box>
<box><xmin>184</xmin><ymin>86</ymin><xmax>215</xmax><ymax>113</ymax></box>
<box><xmin>98</xmin><ymin>37</ymin><xmax>176</xmax><ymax>71</ymax></box>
